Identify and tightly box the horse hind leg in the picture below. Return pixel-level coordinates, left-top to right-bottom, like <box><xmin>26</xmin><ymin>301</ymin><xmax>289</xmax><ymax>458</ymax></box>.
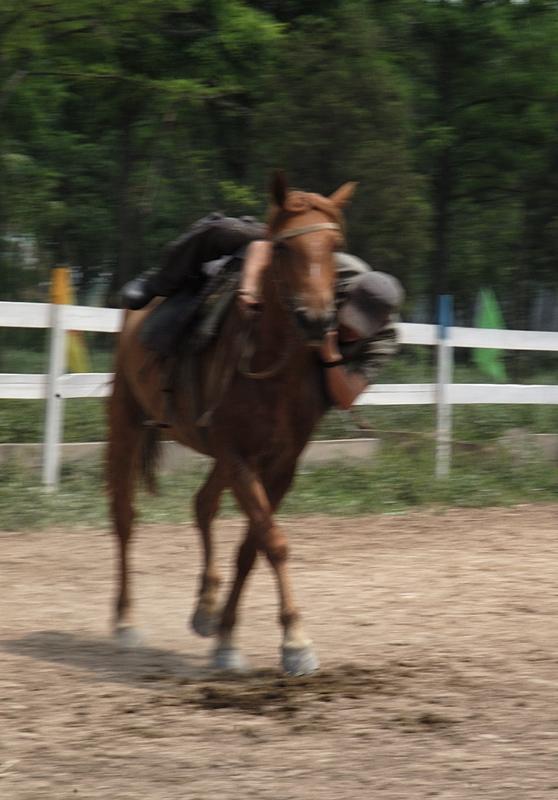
<box><xmin>191</xmin><ymin>465</ymin><xmax>226</xmax><ymax>638</ymax></box>
<box><xmin>107</xmin><ymin>368</ymin><xmax>146</xmax><ymax>647</ymax></box>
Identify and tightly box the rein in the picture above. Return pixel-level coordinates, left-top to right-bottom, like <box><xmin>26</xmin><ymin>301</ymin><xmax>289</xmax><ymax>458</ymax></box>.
<box><xmin>238</xmin><ymin>319</ymin><xmax>294</xmax><ymax>380</ymax></box>
<box><xmin>197</xmin><ymin>315</ymin><xmax>292</xmax><ymax>428</ymax></box>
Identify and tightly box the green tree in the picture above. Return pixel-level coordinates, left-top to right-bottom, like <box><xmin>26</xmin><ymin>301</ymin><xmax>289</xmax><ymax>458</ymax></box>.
<box><xmin>0</xmin><ymin>0</ymin><xmax>283</xmax><ymax>300</ymax></box>
<box><xmin>3</xmin><ymin>0</ymin><xmax>558</xmax><ymax>325</ymax></box>
<box><xmin>377</xmin><ymin>0</ymin><xmax>558</xmax><ymax>323</ymax></box>
<box><xmin>251</xmin><ymin>2</ymin><xmax>430</xmax><ymax>296</ymax></box>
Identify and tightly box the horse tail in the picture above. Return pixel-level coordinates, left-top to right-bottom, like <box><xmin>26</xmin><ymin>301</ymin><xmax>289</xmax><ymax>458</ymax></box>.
<box><xmin>139</xmin><ymin>425</ymin><xmax>162</xmax><ymax>494</ymax></box>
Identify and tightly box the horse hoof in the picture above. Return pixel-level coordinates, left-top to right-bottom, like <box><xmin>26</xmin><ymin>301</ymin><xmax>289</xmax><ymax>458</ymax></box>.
<box><xmin>281</xmin><ymin>646</ymin><xmax>320</xmax><ymax>676</ymax></box>
<box><xmin>115</xmin><ymin>625</ymin><xmax>146</xmax><ymax>648</ymax></box>
<box><xmin>191</xmin><ymin>608</ymin><xmax>219</xmax><ymax>638</ymax></box>
<box><xmin>212</xmin><ymin>647</ymin><xmax>250</xmax><ymax>672</ymax></box>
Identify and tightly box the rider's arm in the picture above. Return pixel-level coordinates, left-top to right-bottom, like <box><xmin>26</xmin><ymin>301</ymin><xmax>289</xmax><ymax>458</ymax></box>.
<box><xmin>319</xmin><ymin>319</ymin><xmax>400</xmax><ymax>409</ymax></box>
<box><xmin>237</xmin><ymin>239</ymin><xmax>273</xmax><ymax>310</ymax></box>
<box><xmin>319</xmin><ymin>331</ymin><xmax>369</xmax><ymax>410</ymax></box>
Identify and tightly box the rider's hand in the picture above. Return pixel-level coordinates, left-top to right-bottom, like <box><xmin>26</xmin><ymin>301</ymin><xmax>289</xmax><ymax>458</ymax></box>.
<box><xmin>236</xmin><ymin>289</ymin><xmax>262</xmax><ymax>317</ymax></box>
<box><xmin>319</xmin><ymin>330</ymin><xmax>342</xmax><ymax>364</ymax></box>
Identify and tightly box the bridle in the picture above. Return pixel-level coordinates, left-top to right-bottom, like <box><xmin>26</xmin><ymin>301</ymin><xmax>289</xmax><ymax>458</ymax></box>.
<box><xmin>236</xmin><ymin>219</ymin><xmax>341</xmax><ymax>379</ymax></box>
<box><xmin>268</xmin><ymin>218</ymin><xmax>342</xmax><ymax>313</ymax></box>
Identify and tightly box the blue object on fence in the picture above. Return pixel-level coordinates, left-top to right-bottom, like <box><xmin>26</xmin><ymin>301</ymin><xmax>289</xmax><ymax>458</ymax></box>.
<box><xmin>437</xmin><ymin>295</ymin><xmax>453</xmax><ymax>340</ymax></box>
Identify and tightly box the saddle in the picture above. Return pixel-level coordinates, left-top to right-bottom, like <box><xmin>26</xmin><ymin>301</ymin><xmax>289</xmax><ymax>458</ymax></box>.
<box><xmin>140</xmin><ymin>255</ymin><xmax>242</xmax><ymax>358</ymax></box>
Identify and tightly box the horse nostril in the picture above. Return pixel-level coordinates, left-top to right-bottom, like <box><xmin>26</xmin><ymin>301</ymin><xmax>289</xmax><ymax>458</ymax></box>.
<box><xmin>294</xmin><ymin>307</ymin><xmax>336</xmax><ymax>343</ymax></box>
<box><xmin>293</xmin><ymin>308</ymin><xmax>309</xmax><ymax>335</ymax></box>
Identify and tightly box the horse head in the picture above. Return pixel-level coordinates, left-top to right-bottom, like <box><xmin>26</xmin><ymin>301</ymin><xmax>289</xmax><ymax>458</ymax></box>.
<box><xmin>266</xmin><ymin>170</ymin><xmax>357</xmax><ymax>345</ymax></box>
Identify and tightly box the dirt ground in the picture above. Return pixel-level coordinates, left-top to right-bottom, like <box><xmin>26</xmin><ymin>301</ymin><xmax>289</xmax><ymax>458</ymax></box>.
<box><xmin>1</xmin><ymin>505</ymin><xmax>557</xmax><ymax>799</ymax></box>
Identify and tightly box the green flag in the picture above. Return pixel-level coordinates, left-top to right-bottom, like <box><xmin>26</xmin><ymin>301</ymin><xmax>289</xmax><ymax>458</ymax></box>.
<box><xmin>472</xmin><ymin>288</ymin><xmax>508</xmax><ymax>382</ymax></box>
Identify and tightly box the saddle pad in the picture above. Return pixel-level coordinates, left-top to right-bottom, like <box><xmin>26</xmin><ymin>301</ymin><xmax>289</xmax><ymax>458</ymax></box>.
<box><xmin>139</xmin><ymin>289</ymin><xmax>198</xmax><ymax>355</ymax></box>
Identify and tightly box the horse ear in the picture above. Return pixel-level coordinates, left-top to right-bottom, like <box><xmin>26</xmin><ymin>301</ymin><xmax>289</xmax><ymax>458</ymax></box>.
<box><xmin>269</xmin><ymin>169</ymin><xmax>289</xmax><ymax>208</ymax></box>
<box><xmin>329</xmin><ymin>181</ymin><xmax>358</xmax><ymax>208</ymax></box>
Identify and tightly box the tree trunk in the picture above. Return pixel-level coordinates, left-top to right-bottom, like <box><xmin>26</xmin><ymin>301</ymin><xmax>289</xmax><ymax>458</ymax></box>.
<box><xmin>110</xmin><ymin>115</ymin><xmax>136</xmax><ymax>303</ymax></box>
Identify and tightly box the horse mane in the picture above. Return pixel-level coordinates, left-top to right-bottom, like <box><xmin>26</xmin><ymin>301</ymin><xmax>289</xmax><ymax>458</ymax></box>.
<box><xmin>266</xmin><ymin>189</ymin><xmax>346</xmax><ymax>238</ymax></box>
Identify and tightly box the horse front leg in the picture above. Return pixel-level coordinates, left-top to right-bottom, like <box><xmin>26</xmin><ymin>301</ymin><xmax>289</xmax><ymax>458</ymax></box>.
<box><xmin>107</xmin><ymin>370</ymin><xmax>145</xmax><ymax>647</ymax></box>
<box><xmin>191</xmin><ymin>465</ymin><xmax>225</xmax><ymax>638</ymax></box>
<box><xmin>212</xmin><ymin>526</ymin><xmax>257</xmax><ymax>671</ymax></box>
<box><xmin>218</xmin><ymin>457</ymin><xmax>319</xmax><ymax>676</ymax></box>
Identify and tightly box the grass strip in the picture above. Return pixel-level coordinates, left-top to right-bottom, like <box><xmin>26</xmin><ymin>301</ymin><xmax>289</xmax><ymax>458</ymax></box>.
<box><xmin>1</xmin><ymin>441</ymin><xmax>557</xmax><ymax>532</ymax></box>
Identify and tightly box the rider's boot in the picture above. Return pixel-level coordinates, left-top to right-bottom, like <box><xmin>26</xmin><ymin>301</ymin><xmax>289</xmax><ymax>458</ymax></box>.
<box><xmin>120</xmin><ymin>271</ymin><xmax>159</xmax><ymax>310</ymax></box>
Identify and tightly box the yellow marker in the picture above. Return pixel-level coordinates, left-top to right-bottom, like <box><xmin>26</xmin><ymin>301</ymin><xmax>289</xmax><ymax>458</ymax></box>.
<box><xmin>49</xmin><ymin>268</ymin><xmax>91</xmax><ymax>373</ymax></box>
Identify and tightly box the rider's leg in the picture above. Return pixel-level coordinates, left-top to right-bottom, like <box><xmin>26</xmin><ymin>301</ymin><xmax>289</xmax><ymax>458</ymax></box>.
<box><xmin>121</xmin><ymin>216</ymin><xmax>267</xmax><ymax>310</ymax></box>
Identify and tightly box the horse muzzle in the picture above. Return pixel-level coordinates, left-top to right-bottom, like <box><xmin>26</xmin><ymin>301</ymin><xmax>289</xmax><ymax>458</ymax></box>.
<box><xmin>293</xmin><ymin>306</ymin><xmax>337</xmax><ymax>346</ymax></box>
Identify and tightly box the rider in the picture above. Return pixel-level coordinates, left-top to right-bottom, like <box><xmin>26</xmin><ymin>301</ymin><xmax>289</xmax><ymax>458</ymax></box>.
<box><xmin>121</xmin><ymin>215</ymin><xmax>404</xmax><ymax>410</ymax></box>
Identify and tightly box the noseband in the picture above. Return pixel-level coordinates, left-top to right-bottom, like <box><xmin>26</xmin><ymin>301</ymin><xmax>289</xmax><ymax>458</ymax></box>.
<box><xmin>271</xmin><ymin>222</ymin><xmax>341</xmax><ymax>243</ymax></box>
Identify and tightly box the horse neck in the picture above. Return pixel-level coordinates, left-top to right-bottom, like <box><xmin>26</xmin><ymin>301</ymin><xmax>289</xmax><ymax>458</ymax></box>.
<box><xmin>251</xmin><ymin>254</ymin><xmax>304</xmax><ymax>364</ymax></box>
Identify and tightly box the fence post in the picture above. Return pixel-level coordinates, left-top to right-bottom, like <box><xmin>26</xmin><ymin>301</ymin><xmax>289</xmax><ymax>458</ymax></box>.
<box><xmin>436</xmin><ymin>295</ymin><xmax>453</xmax><ymax>478</ymax></box>
<box><xmin>42</xmin><ymin>303</ymin><xmax>66</xmax><ymax>491</ymax></box>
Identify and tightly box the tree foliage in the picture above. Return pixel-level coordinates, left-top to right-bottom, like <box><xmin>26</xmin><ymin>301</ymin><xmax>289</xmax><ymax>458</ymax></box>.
<box><xmin>0</xmin><ymin>0</ymin><xmax>557</xmax><ymax>326</ymax></box>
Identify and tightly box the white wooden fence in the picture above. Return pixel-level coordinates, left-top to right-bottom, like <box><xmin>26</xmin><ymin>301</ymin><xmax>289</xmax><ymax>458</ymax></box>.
<box><xmin>2</xmin><ymin>300</ymin><xmax>558</xmax><ymax>489</ymax></box>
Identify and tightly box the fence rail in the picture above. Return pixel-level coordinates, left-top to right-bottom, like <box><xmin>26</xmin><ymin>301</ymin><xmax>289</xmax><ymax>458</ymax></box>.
<box><xmin>1</xmin><ymin>300</ymin><xmax>558</xmax><ymax>488</ymax></box>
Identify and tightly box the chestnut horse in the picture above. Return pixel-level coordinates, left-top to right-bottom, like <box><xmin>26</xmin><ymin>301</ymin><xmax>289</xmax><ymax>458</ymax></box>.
<box><xmin>107</xmin><ymin>171</ymin><xmax>356</xmax><ymax>675</ymax></box>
